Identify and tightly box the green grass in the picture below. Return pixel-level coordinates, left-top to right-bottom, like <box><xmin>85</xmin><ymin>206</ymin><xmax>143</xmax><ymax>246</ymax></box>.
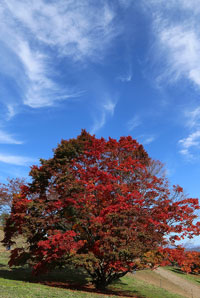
<box><xmin>0</xmin><ymin>254</ymin><xmax>117</xmax><ymax>298</ymax></box>
<box><xmin>0</xmin><ymin>230</ymin><xmax>188</xmax><ymax>298</ymax></box>
<box><xmin>165</xmin><ymin>266</ymin><xmax>200</xmax><ymax>286</ymax></box>
<box><xmin>0</xmin><ymin>251</ymin><xmax>187</xmax><ymax>298</ymax></box>
<box><xmin>0</xmin><ymin>279</ymin><xmax>116</xmax><ymax>298</ymax></box>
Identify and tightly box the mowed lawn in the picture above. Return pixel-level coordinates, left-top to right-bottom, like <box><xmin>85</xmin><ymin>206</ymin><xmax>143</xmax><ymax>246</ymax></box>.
<box><xmin>0</xmin><ymin>229</ymin><xmax>189</xmax><ymax>298</ymax></box>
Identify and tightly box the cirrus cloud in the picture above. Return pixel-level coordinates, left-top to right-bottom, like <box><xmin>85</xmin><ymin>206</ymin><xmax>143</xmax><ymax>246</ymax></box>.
<box><xmin>0</xmin><ymin>0</ymin><xmax>119</xmax><ymax>110</ymax></box>
<box><xmin>0</xmin><ymin>130</ymin><xmax>23</xmax><ymax>145</ymax></box>
<box><xmin>143</xmin><ymin>0</ymin><xmax>200</xmax><ymax>89</ymax></box>
<box><xmin>0</xmin><ymin>153</ymin><xmax>35</xmax><ymax>166</ymax></box>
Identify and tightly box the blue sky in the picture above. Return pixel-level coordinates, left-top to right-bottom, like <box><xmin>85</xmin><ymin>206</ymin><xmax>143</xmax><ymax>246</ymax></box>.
<box><xmin>1</xmin><ymin>1</ymin><xmax>200</xmax><ymax>244</ymax></box>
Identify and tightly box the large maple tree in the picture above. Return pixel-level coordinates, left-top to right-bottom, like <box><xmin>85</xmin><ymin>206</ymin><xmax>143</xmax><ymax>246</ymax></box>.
<box><xmin>3</xmin><ymin>130</ymin><xmax>200</xmax><ymax>289</ymax></box>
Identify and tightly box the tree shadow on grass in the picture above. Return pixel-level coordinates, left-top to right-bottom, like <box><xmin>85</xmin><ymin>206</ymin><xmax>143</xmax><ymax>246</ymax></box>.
<box><xmin>0</xmin><ymin>263</ymin><xmax>87</xmax><ymax>284</ymax></box>
<box><xmin>169</xmin><ymin>267</ymin><xmax>184</xmax><ymax>275</ymax></box>
<box><xmin>0</xmin><ymin>263</ymin><xmax>141</xmax><ymax>297</ymax></box>
<box><xmin>108</xmin><ymin>279</ymin><xmax>145</xmax><ymax>298</ymax></box>
<box><xmin>39</xmin><ymin>280</ymin><xmax>141</xmax><ymax>297</ymax></box>
<box><xmin>0</xmin><ymin>264</ymin><xmax>32</xmax><ymax>282</ymax></box>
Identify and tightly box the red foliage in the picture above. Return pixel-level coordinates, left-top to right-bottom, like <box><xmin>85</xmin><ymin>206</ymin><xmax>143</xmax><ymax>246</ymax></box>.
<box><xmin>171</xmin><ymin>249</ymin><xmax>200</xmax><ymax>274</ymax></box>
<box><xmin>2</xmin><ymin>130</ymin><xmax>200</xmax><ymax>289</ymax></box>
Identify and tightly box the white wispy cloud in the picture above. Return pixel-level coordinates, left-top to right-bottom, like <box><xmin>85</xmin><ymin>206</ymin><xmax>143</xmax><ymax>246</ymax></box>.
<box><xmin>144</xmin><ymin>0</ymin><xmax>200</xmax><ymax>13</ymax></box>
<box><xmin>0</xmin><ymin>153</ymin><xmax>35</xmax><ymax>166</ymax></box>
<box><xmin>0</xmin><ymin>1</ymin><xmax>119</xmax><ymax>109</ymax></box>
<box><xmin>184</xmin><ymin>106</ymin><xmax>200</xmax><ymax>128</ymax></box>
<box><xmin>0</xmin><ymin>130</ymin><xmax>22</xmax><ymax>145</ymax></box>
<box><xmin>17</xmin><ymin>40</ymin><xmax>58</xmax><ymax>108</ymax></box>
<box><xmin>118</xmin><ymin>74</ymin><xmax>132</xmax><ymax>82</ymax></box>
<box><xmin>179</xmin><ymin>130</ymin><xmax>200</xmax><ymax>158</ymax></box>
<box><xmin>91</xmin><ymin>113</ymin><xmax>106</xmax><ymax>135</ymax></box>
<box><xmin>0</xmin><ymin>8</ymin><xmax>78</xmax><ymax>109</ymax></box>
<box><xmin>144</xmin><ymin>0</ymin><xmax>200</xmax><ymax>88</ymax></box>
<box><xmin>4</xmin><ymin>0</ymin><xmax>117</xmax><ymax>61</ymax></box>
<box><xmin>6</xmin><ymin>104</ymin><xmax>17</xmax><ymax>120</ymax></box>
<box><xmin>144</xmin><ymin>1</ymin><xmax>200</xmax><ymax>159</ymax></box>
<box><xmin>143</xmin><ymin>0</ymin><xmax>200</xmax><ymax>159</ymax></box>
<box><xmin>118</xmin><ymin>0</ymin><xmax>135</xmax><ymax>9</ymax></box>
<box><xmin>158</xmin><ymin>26</ymin><xmax>200</xmax><ymax>87</ymax></box>
<box><xmin>135</xmin><ymin>134</ymin><xmax>156</xmax><ymax>145</ymax></box>
<box><xmin>166</xmin><ymin>0</ymin><xmax>200</xmax><ymax>13</ymax></box>
<box><xmin>179</xmin><ymin>105</ymin><xmax>200</xmax><ymax>158</ymax></box>
<box><xmin>117</xmin><ymin>64</ymin><xmax>132</xmax><ymax>82</ymax></box>
<box><xmin>103</xmin><ymin>100</ymin><xmax>116</xmax><ymax>116</ymax></box>
<box><xmin>142</xmin><ymin>135</ymin><xmax>156</xmax><ymax>145</ymax></box>
<box><xmin>91</xmin><ymin>98</ymin><xmax>117</xmax><ymax>134</ymax></box>
<box><xmin>127</xmin><ymin>115</ymin><xmax>141</xmax><ymax>131</ymax></box>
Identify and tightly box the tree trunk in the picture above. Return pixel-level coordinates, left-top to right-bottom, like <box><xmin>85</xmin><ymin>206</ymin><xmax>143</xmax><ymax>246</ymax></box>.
<box><xmin>94</xmin><ymin>279</ymin><xmax>108</xmax><ymax>291</ymax></box>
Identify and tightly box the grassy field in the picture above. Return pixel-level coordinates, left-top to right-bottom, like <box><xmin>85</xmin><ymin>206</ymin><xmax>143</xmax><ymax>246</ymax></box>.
<box><xmin>0</xmin><ymin>229</ymin><xmax>191</xmax><ymax>298</ymax></box>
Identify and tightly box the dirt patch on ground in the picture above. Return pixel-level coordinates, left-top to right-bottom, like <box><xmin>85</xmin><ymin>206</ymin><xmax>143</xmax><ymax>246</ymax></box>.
<box><xmin>156</xmin><ymin>268</ymin><xmax>200</xmax><ymax>298</ymax></box>
<box><xmin>0</xmin><ymin>229</ymin><xmax>6</xmax><ymax>252</ymax></box>
<box><xmin>134</xmin><ymin>268</ymin><xmax>200</xmax><ymax>298</ymax></box>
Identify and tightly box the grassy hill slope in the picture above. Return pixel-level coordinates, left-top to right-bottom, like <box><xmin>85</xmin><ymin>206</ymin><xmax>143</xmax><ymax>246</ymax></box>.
<box><xmin>0</xmin><ymin>229</ymin><xmax>198</xmax><ymax>298</ymax></box>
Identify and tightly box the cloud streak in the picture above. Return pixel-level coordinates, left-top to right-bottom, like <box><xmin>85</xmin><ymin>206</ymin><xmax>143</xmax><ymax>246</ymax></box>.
<box><xmin>158</xmin><ymin>26</ymin><xmax>200</xmax><ymax>87</ymax></box>
<box><xmin>179</xmin><ymin>105</ymin><xmax>200</xmax><ymax>158</ymax></box>
<box><xmin>127</xmin><ymin>115</ymin><xmax>141</xmax><ymax>131</ymax></box>
<box><xmin>0</xmin><ymin>153</ymin><xmax>35</xmax><ymax>166</ymax></box>
<box><xmin>5</xmin><ymin>0</ymin><xmax>117</xmax><ymax>61</ymax></box>
<box><xmin>144</xmin><ymin>0</ymin><xmax>200</xmax><ymax>89</ymax></box>
<box><xmin>142</xmin><ymin>135</ymin><xmax>156</xmax><ymax>145</ymax></box>
<box><xmin>90</xmin><ymin>98</ymin><xmax>117</xmax><ymax>134</ymax></box>
<box><xmin>179</xmin><ymin>130</ymin><xmax>200</xmax><ymax>158</ymax></box>
<box><xmin>0</xmin><ymin>130</ymin><xmax>23</xmax><ymax>145</ymax></box>
<box><xmin>0</xmin><ymin>0</ymin><xmax>119</xmax><ymax>109</ymax></box>
<box><xmin>185</xmin><ymin>106</ymin><xmax>200</xmax><ymax>129</ymax></box>
<box><xmin>6</xmin><ymin>104</ymin><xmax>17</xmax><ymax>120</ymax></box>
<box><xmin>118</xmin><ymin>0</ymin><xmax>135</xmax><ymax>9</ymax></box>
<box><xmin>118</xmin><ymin>74</ymin><xmax>132</xmax><ymax>83</ymax></box>
<box><xmin>142</xmin><ymin>1</ymin><xmax>200</xmax><ymax>158</ymax></box>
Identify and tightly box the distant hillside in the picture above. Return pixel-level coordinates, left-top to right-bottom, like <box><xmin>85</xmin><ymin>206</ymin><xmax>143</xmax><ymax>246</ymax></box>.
<box><xmin>186</xmin><ymin>246</ymin><xmax>200</xmax><ymax>252</ymax></box>
<box><xmin>183</xmin><ymin>243</ymin><xmax>200</xmax><ymax>252</ymax></box>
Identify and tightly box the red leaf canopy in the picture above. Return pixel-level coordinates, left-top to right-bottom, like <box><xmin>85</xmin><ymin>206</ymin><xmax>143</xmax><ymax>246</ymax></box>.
<box><xmin>3</xmin><ymin>130</ymin><xmax>200</xmax><ymax>289</ymax></box>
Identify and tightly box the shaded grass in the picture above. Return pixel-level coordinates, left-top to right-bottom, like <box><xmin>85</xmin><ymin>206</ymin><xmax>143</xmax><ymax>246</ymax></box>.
<box><xmin>0</xmin><ymin>256</ymin><xmax>122</xmax><ymax>298</ymax></box>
